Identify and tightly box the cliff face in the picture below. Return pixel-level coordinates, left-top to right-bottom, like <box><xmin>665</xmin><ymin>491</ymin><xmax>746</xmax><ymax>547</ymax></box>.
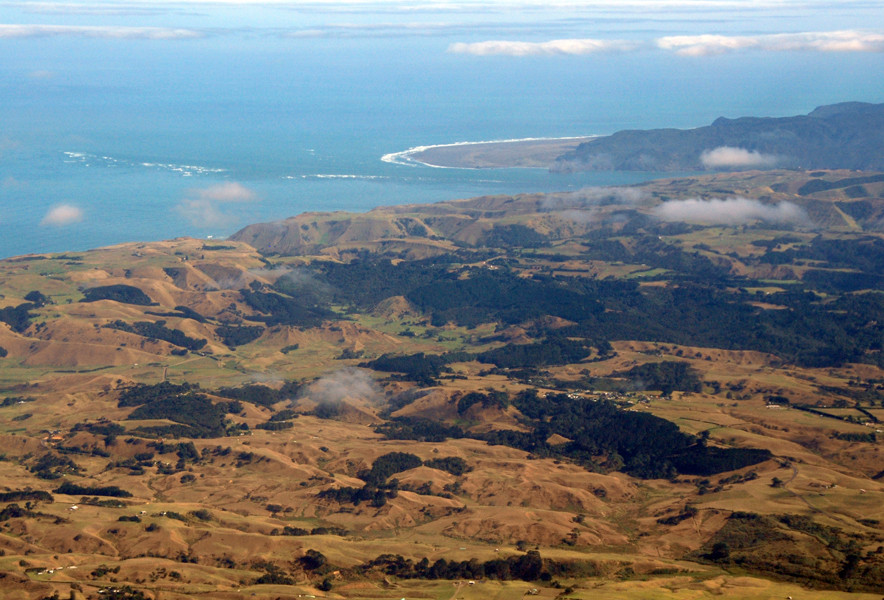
<box><xmin>552</xmin><ymin>101</ymin><xmax>884</xmax><ymax>173</ymax></box>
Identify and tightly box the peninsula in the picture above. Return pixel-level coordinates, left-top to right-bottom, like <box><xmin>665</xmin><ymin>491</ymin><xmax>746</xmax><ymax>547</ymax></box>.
<box><xmin>388</xmin><ymin>137</ymin><xmax>595</xmax><ymax>168</ymax></box>
<box><xmin>388</xmin><ymin>102</ymin><xmax>884</xmax><ymax>173</ymax></box>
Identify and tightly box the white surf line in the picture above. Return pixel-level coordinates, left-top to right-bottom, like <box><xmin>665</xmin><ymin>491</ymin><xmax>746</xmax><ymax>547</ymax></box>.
<box><xmin>298</xmin><ymin>174</ymin><xmax>389</xmax><ymax>180</ymax></box>
<box><xmin>381</xmin><ymin>135</ymin><xmax>599</xmax><ymax>168</ymax></box>
<box><xmin>64</xmin><ymin>151</ymin><xmax>226</xmax><ymax>175</ymax></box>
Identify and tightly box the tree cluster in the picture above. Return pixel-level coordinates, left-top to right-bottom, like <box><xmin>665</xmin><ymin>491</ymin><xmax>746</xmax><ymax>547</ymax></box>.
<box><xmin>378</xmin><ymin>390</ymin><xmax>770</xmax><ymax>479</ymax></box>
<box><xmin>81</xmin><ymin>284</ymin><xmax>154</xmax><ymax>305</ymax></box>
<box><xmin>119</xmin><ymin>382</ymin><xmax>232</xmax><ymax>438</ymax></box>
<box><xmin>697</xmin><ymin>511</ymin><xmax>884</xmax><ymax>592</ymax></box>
<box><xmin>240</xmin><ymin>289</ymin><xmax>336</xmax><ymax>327</ymax></box>
<box><xmin>54</xmin><ymin>481</ymin><xmax>132</xmax><ymax>498</ymax></box>
<box><xmin>216</xmin><ymin>324</ymin><xmax>264</xmax><ymax>348</ymax></box>
<box><xmin>361</xmin><ymin>549</ymin><xmax>598</xmax><ymax>582</ymax></box>
<box><xmin>0</xmin><ymin>301</ymin><xmax>37</xmax><ymax>332</ymax></box>
<box><xmin>214</xmin><ymin>381</ymin><xmax>301</xmax><ymax>408</ymax></box>
<box><xmin>318</xmin><ymin>452</ymin><xmax>470</xmax><ymax>507</ymax></box>
<box><xmin>104</xmin><ymin>320</ymin><xmax>207</xmax><ymax>351</ymax></box>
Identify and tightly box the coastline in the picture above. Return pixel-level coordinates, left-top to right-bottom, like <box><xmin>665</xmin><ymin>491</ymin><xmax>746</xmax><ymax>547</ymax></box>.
<box><xmin>382</xmin><ymin>136</ymin><xmax>598</xmax><ymax>169</ymax></box>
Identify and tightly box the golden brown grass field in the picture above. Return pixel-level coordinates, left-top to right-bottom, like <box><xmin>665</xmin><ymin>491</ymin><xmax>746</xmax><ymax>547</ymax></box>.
<box><xmin>1</xmin><ymin>170</ymin><xmax>883</xmax><ymax>599</ymax></box>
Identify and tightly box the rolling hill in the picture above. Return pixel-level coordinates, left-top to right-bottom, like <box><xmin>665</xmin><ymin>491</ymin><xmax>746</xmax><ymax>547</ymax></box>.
<box><xmin>0</xmin><ymin>170</ymin><xmax>883</xmax><ymax>599</ymax></box>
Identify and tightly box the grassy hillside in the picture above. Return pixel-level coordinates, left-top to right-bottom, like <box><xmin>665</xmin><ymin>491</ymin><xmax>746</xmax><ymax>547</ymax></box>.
<box><xmin>1</xmin><ymin>170</ymin><xmax>883</xmax><ymax>599</ymax></box>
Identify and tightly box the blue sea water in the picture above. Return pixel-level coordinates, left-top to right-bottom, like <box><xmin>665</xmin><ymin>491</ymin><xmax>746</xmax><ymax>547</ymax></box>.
<box><xmin>1</xmin><ymin>2</ymin><xmax>883</xmax><ymax>258</ymax></box>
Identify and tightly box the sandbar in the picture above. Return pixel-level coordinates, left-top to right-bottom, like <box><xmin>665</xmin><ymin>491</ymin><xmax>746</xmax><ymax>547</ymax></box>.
<box><xmin>385</xmin><ymin>137</ymin><xmax>596</xmax><ymax>169</ymax></box>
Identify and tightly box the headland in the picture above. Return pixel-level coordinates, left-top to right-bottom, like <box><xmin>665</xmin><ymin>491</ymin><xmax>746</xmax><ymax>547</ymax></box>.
<box><xmin>382</xmin><ymin>136</ymin><xmax>597</xmax><ymax>169</ymax></box>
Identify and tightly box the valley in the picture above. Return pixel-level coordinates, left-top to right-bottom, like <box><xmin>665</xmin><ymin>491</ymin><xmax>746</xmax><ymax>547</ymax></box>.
<box><xmin>0</xmin><ymin>169</ymin><xmax>883</xmax><ymax>599</ymax></box>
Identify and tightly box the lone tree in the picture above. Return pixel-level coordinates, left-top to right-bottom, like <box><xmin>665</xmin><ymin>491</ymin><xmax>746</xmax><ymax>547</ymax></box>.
<box><xmin>710</xmin><ymin>542</ymin><xmax>731</xmax><ymax>561</ymax></box>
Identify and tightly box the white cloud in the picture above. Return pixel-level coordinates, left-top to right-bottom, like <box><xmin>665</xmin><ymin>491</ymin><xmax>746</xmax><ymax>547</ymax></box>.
<box><xmin>448</xmin><ymin>37</ymin><xmax>639</xmax><ymax>56</ymax></box>
<box><xmin>556</xmin><ymin>208</ymin><xmax>601</xmax><ymax>224</ymax></box>
<box><xmin>194</xmin><ymin>182</ymin><xmax>256</xmax><ymax>203</ymax></box>
<box><xmin>41</xmin><ymin>204</ymin><xmax>83</xmax><ymax>226</ymax></box>
<box><xmin>283</xmin><ymin>21</ymin><xmax>465</xmax><ymax>38</ymax></box>
<box><xmin>657</xmin><ymin>34</ymin><xmax>755</xmax><ymax>56</ymax></box>
<box><xmin>0</xmin><ymin>24</ymin><xmax>204</xmax><ymax>39</ymax></box>
<box><xmin>176</xmin><ymin>199</ymin><xmax>233</xmax><ymax>228</ymax></box>
<box><xmin>16</xmin><ymin>2</ymin><xmax>173</xmax><ymax>16</ymax></box>
<box><xmin>176</xmin><ymin>182</ymin><xmax>257</xmax><ymax>228</ymax></box>
<box><xmin>445</xmin><ymin>29</ymin><xmax>884</xmax><ymax>58</ymax></box>
<box><xmin>651</xmin><ymin>197</ymin><xmax>807</xmax><ymax>226</ymax></box>
<box><xmin>658</xmin><ymin>30</ymin><xmax>884</xmax><ymax>56</ymax></box>
<box><xmin>302</xmin><ymin>367</ymin><xmax>381</xmax><ymax>410</ymax></box>
<box><xmin>700</xmin><ymin>146</ymin><xmax>780</xmax><ymax>169</ymax></box>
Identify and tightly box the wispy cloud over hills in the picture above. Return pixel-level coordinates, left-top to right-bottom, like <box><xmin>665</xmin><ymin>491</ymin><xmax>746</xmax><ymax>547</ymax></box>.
<box><xmin>541</xmin><ymin>186</ymin><xmax>648</xmax><ymax>210</ymax></box>
<box><xmin>652</xmin><ymin>197</ymin><xmax>807</xmax><ymax>226</ymax></box>
<box><xmin>301</xmin><ymin>367</ymin><xmax>382</xmax><ymax>412</ymax></box>
<box><xmin>176</xmin><ymin>182</ymin><xmax>257</xmax><ymax>228</ymax></box>
<box><xmin>448</xmin><ymin>38</ymin><xmax>639</xmax><ymax>56</ymax></box>
<box><xmin>700</xmin><ymin>146</ymin><xmax>780</xmax><ymax>169</ymax></box>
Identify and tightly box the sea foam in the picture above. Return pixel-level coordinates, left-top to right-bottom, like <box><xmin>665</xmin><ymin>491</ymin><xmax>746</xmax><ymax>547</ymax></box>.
<box><xmin>291</xmin><ymin>174</ymin><xmax>389</xmax><ymax>181</ymax></box>
<box><xmin>63</xmin><ymin>152</ymin><xmax>225</xmax><ymax>177</ymax></box>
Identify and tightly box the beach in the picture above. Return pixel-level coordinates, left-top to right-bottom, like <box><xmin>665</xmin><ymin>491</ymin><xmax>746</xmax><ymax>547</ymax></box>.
<box><xmin>383</xmin><ymin>137</ymin><xmax>597</xmax><ymax>169</ymax></box>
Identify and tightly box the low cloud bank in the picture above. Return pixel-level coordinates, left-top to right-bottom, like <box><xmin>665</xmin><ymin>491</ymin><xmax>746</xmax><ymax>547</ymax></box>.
<box><xmin>658</xmin><ymin>30</ymin><xmax>884</xmax><ymax>56</ymax></box>
<box><xmin>572</xmin><ymin>186</ymin><xmax>648</xmax><ymax>205</ymax></box>
<box><xmin>652</xmin><ymin>197</ymin><xmax>807</xmax><ymax>226</ymax></box>
<box><xmin>41</xmin><ymin>204</ymin><xmax>83</xmax><ymax>226</ymax></box>
<box><xmin>0</xmin><ymin>24</ymin><xmax>204</xmax><ymax>40</ymax></box>
<box><xmin>543</xmin><ymin>187</ymin><xmax>649</xmax><ymax>223</ymax></box>
<box><xmin>541</xmin><ymin>187</ymin><xmax>649</xmax><ymax>225</ymax></box>
<box><xmin>272</xmin><ymin>268</ymin><xmax>335</xmax><ymax>298</ymax></box>
<box><xmin>701</xmin><ymin>146</ymin><xmax>780</xmax><ymax>169</ymax></box>
<box><xmin>448</xmin><ymin>38</ymin><xmax>638</xmax><ymax>56</ymax></box>
<box><xmin>448</xmin><ymin>29</ymin><xmax>883</xmax><ymax>59</ymax></box>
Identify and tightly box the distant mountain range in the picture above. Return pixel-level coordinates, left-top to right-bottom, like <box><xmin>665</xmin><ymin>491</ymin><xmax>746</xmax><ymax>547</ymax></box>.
<box><xmin>552</xmin><ymin>101</ymin><xmax>884</xmax><ymax>172</ymax></box>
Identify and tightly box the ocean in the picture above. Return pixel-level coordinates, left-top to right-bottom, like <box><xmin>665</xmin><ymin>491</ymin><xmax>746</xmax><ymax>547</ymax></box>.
<box><xmin>1</xmin><ymin>1</ymin><xmax>882</xmax><ymax>258</ymax></box>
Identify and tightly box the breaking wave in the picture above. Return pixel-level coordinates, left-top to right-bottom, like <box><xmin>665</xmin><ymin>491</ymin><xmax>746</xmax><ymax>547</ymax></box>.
<box><xmin>288</xmin><ymin>174</ymin><xmax>389</xmax><ymax>180</ymax></box>
<box><xmin>63</xmin><ymin>152</ymin><xmax>226</xmax><ymax>177</ymax></box>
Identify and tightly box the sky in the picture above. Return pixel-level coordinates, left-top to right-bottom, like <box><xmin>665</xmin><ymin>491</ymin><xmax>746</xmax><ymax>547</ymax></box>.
<box><xmin>2</xmin><ymin>0</ymin><xmax>882</xmax><ymax>111</ymax></box>
<box><xmin>2</xmin><ymin>1</ymin><xmax>883</xmax><ymax>79</ymax></box>
<box><xmin>1</xmin><ymin>1</ymin><xmax>883</xmax><ymax>42</ymax></box>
